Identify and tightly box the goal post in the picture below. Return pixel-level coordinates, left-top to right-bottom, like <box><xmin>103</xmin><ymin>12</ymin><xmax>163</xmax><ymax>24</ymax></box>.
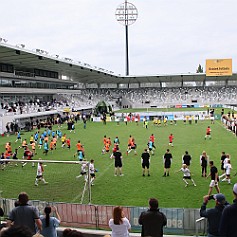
<box><xmin>1</xmin><ymin>159</ymin><xmax>92</xmax><ymax>204</ymax></box>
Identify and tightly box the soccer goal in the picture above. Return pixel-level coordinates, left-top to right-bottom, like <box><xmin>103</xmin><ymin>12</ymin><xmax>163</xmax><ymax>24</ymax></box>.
<box><xmin>2</xmin><ymin>159</ymin><xmax>92</xmax><ymax>204</ymax></box>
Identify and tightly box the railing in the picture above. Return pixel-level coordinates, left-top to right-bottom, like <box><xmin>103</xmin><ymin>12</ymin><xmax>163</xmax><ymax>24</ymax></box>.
<box><xmin>195</xmin><ymin>217</ymin><xmax>207</xmax><ymax>237</ymax></box>
<box><xmin>0</xmin><ymin>198</ymin><xmax>206</xmax><ymax>235</ymax></box>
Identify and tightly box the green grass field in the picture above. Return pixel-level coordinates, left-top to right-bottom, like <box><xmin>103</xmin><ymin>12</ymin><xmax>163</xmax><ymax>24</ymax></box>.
<box><xmin>1</xmin><ymin>111</ymin><xmax>237</xmax><ymax>208</ymax></box>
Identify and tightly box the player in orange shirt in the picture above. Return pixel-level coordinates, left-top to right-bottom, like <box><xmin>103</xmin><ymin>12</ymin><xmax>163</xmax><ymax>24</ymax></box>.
<box><xmin>21</xmin><ymin>139</ymin><xmax>27</xmax><ymax>149</ymax></box>
<box><xmin>52</xmin><ymin>136</ymin><xmax>57</xmax><ymax>149</ymax></box>
<box><xmin>127</xmin><ymin>135</ymin><xmax>137</xmax><ymax>155</ymax></box>
<box><xmin>6</xmin><ymin>142</ymin><xmax>12</xmax><ymax>156</ymax></box>
<box><xmin>49</xmin><ymin>140</ymin><xmax>55</xmax><ymax>153</ymax></box>
<box><xmin>105</xmin><ymin>142</ymin><xmax>110</xmax><ymax>154</ymax></box>
<box><xmin>205</xmin><ymin>126</ymin><xmax>212</xmax><ymax>140</ymax></box>
<box><xmin>31</xmin><ymin>141</ymin><xmax>37</xmax><ymax>156</ymax></box>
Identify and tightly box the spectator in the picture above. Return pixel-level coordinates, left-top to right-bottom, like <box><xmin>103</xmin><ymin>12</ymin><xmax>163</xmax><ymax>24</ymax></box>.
<box><xmin>40</xmin><ymin>206</ymin><xmax>61</xmax><ymax>237</ymax></box>
<box><xmin>62</xmin><ymin>228</ymin><xmax>84</xmax><ymax>237</ymax></box>
<box><xmin>0</xmin><ymin>225</ymin><xmax>33</xmax><ymax>237</ymax></box>
<box><xmin>200</xmin><ymin>194</ymin><xmax>228</xmax><ymax>237</ymax></box>
<box><xmin>7</xmin><ymin>192</ymin><xmax>42</xmax><ymax>234</ymax></box>
<box><xmin>139</xmin><ymin>198</ymin><xmax>167</xmax><ymax>237</ymax></box>
<box><xmin>219</xmin><ymin>183</ymin><xmax>237</xmax><ymax>237</ymax></box>
<box><xmin>109</xmin><ymin>206</ymin><xmax>131</xmax><ymax>237</ymax></box>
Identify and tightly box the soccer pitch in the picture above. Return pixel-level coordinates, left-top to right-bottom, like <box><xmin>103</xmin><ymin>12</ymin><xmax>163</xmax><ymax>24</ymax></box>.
<box><xmin>1</xmin><ymin>113</ymin><xmax>236</xmax><ymax>208</ymax></box>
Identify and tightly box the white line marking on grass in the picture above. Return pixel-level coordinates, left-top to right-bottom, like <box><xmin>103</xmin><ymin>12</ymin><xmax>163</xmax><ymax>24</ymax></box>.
<box><xmin>70</xmin><ymin>160</ymin><xmax>114</xmax><ymax>203</ymax></box>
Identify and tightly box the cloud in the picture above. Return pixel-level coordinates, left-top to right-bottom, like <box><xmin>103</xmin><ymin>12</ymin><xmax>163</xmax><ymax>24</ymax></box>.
<box><xmin>1</xmin><ymin>0</ymin><xmax>237</xmax><ymax>75</ymax></box>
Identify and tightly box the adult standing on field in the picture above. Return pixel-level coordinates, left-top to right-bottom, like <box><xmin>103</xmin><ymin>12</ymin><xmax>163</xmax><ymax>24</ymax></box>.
<box><xmin>182</xmin><ymin>151</ymin><xmax>192</xmax><ymax>167</ymax></box>
<box><xmin>207</xmin><ymin>161</ymin><xmax>220</xmax><ymax>195</ymax></box>
<box><xmin>112</xmin><ymin>147</ymin><xmax>124</xmax><ymax>176</ymax></box>
<box><xmin>163</xmin><ymin>149</ymin><xmax>172</xmax><ymax>177</ymax></box>
<box><xmin>200</xmin><ymin>151</ymin><xmax>209</xmax><ymax>177</ymax></box>
<box><xmin>139</xmin><ymin>198</ymin><xmax>167</xmax><ymax>237</ymax></box>
<box><xmin>141</xmin><ymin>148</ymin><xmax>150</xmax><ymax>177</ymax></box>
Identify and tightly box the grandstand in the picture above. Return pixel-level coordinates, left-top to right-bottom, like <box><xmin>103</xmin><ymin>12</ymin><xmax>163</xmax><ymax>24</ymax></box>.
<box><xmin>1</xmin><ymin>41</ymin><xmax>237</xmax><ymax>236</ymax></box>
<box><xmin>1</xmin><ymin>41</ymin><xmax>237</xmax><ymax>133</ymax></box>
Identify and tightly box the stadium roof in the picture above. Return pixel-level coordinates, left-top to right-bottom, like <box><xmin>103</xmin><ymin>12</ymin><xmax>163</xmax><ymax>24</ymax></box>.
<box><xmin>0</xmin><ymin>42</ymin><xmax>236</xmax><ymax>84</ymax></box>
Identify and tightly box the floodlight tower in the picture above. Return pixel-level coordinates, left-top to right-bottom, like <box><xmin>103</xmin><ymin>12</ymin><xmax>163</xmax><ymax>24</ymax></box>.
<box><xmin>115</xmin><ymin>1</ymin><xmax>138</xmax><ymax>76</ymax></box>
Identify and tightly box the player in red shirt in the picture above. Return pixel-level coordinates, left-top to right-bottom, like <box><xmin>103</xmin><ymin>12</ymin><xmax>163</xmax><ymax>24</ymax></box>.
<box><xmin>149</xmin><ymin>134</ymin><xmax>156</xmax><ymax>149</ymax></box>
<box><xmin>205</xmin><ymin>126</ymin><xmax>212</xmax><ymax>140</ymax></box>
<box><xmin>169</xmin><ymin>134</ymin><xmax>174</xmax><ymax>147</ymax></box>
<box><xmin>66</xmin><ymin>138</ymin><xmax>71</xmax><ymax>149</ymax></box>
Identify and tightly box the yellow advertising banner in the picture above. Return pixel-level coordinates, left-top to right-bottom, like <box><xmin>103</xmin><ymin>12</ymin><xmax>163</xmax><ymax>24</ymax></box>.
<box><xmin>206</xmin><ymin>59</ymin><xmax>232</xmax><ymax>76</ymax></box>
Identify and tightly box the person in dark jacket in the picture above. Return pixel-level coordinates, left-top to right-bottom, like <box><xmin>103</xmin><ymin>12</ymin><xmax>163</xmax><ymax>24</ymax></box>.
<box><xmin>139</xmin><ymin>198</ymin><xmax>167</xmax><ymax>237</ymax></box>
<box><xmin>200</xmin><ymin>193</ymin><xmax>228</xmax><ymax>237</ymax></box>
<box><xmin>219</xmin><ymin>183</ymin><xmax>237</xmax><ymax>237</ymax></box>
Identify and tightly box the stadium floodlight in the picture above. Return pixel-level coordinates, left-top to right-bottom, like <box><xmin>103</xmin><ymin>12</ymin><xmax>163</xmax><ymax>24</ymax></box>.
<box><xmin>115</xmin><ymin>0</ymin><xmax>138</xmax><ymax>76</ymax></box>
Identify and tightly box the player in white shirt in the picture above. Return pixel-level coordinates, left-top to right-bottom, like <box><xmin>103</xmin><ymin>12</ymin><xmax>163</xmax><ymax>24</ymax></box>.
<box><xmin>219</xmin><ymin>154</ymin><xmax>231</xmax><ymax>179</ymax></box>
<box><xmin>89</xmin><ymin>159</ymin><xmax>97</xmax><ymax>186</ymax></box>
<box><xmin>35</xmin><ymin>160</ymin><xmax>48</xmax><ymax>186</ymax></box>
<box><xmin>76</xmin><ymin>163</ymin><xmax>87</xmax><ymax>181</ymax></box>
<box><xmin>177</xmin><ymin>164</ymin><xmax>196</xmax><ymax>187</ymax></box>
<box><xmin>221</xmin><ymin>159</ymin><xmax>232</xmax><ymax>184</ymax></box>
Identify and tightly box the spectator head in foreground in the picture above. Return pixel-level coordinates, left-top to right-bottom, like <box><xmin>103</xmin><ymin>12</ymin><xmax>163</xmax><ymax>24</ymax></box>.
<box><xmin>233</xmin><ymin>183</ymin><xmax>237</xmax><ymax>197</ymax></box>
<box><xmin>18</xmin><ymin>192</ymin><xmax>29</xmax><ymax>205</ymax></box>
<box><xmin>0</xmin><ymin>225</ymin><xmax>32</xmax><ymax>237</ymax></box>
<box><xmin>63</xmin><ymin>228</ymin><xmax>84</xmax><ymax>237</ymax></box>
<box><xmin>149</xmin><ymin>198</ymin><xmax>159</xmax><ymax>210</ymax></box>
<box><xmin>213</xmin><ymin>193</ymin><xmax>226</xmax><ymax>205</ymax></box>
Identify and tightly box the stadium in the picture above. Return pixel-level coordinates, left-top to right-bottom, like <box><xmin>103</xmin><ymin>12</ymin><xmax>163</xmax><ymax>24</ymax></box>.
<box><xmin>1</xmin><ymin>2</ymin><xmax>237</xmax><ymax>236</ymax></box>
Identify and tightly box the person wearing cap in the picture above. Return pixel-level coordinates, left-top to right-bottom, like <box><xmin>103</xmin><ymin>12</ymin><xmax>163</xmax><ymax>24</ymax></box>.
<box><xmin>200</xmin><ymin>193</ymin><xmax>228</xmax><ymax>237</ymax></box>
<box><xmin>138</xmin><ymin>198</ymin><xmax>167</xmax><ymax>237</ymax></box>
<box><xmin>219</xmin><ymin>183</ymin><xmax>237</xmax><ymax>237</ymax></box>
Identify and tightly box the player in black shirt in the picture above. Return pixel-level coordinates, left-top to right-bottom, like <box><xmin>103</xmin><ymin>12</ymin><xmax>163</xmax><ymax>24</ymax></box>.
<box><xmin>182</xmin><ymin>151</ymin><xmax>191</xmax><ymax>167</ymax></box>
<box><xmin>141</xmin><ymin>149</ymin><xmax>150</xmax><ymax>176</ymax></box>
<box><xmin>207</xmin><ymin>160</ymin><xmax>220</xmax><ymax>195</ymax></box>
<box><xmin>163</xmin><ymin>149</ymin><xmax>172</xmax><ymax>177</ymax></box>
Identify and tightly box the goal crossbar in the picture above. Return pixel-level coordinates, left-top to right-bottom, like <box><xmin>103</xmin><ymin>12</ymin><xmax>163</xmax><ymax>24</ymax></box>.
<box><xmin>2</xmin><ymin>159</ymin><xmax>88</xmax><ymax>165</ymax></box>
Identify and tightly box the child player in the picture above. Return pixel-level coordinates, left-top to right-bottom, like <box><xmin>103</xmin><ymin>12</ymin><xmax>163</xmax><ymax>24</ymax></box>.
<box><xmin>177</xmin><ymin>164</ymin><xmax>196</xmax><ymax>187</ymax></box>
<box><xmin>76</xmin><ymin>162</ymin><xmax>87</xmax><ymax>181</ymax></box>
<box><xmin>35</xmin><ymin>159</ymin><xmax>48</xmax><ymax>186</ymax></box>
<box><xmin>169</xmin><ymin>133</ymin><xmax>174</xmax><ymax>147</ymax></box>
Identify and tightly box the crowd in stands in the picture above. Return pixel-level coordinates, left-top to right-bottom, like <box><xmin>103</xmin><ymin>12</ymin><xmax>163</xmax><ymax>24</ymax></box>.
<box><xmin>0</xmin><ymin>99</ymin><xmax>65</xmax><ymax>115</ymax></box>
<box><xmin>59</xmin><ymin>86</ymin><xmax>237</xmax><ymax>110</ymax></box>
<box><xmin>1</xmin><ymin>87</ymin><xmax>237</xmax><ymax>117</ymax></box>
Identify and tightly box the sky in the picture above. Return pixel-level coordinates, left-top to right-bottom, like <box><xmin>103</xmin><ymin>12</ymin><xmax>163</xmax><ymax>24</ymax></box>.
<box><xmin>1</xmin><ymin>0</ymin><xmax>237</xmax><ymax>76</ymax></box>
